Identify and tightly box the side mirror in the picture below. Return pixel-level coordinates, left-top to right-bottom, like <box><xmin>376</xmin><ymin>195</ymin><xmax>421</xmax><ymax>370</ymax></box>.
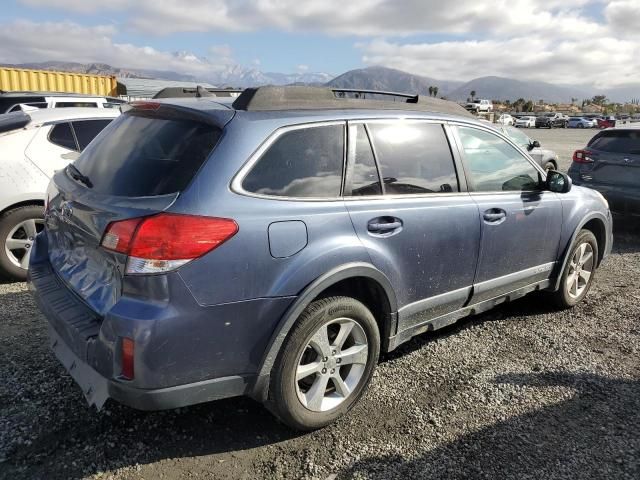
<box><xmin>531</xmin><ymin>140</ymin><xmax>541</xmax><ymax>148</ymax></box>
<box><xmin>546</xmin><ymin>170</ymin><xmax>572</xmax><ymax>193</ymax></box>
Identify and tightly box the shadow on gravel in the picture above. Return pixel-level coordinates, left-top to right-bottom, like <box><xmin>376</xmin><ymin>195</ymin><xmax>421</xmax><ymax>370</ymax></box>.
<box><xmin>340</xmin><ymin>372</ymin><xmax>640</xmax><ymax>479</ymax></box>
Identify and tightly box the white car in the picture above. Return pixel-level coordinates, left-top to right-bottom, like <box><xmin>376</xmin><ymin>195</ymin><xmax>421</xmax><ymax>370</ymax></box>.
<box><xmin>515</xmin><ymin>116</ymin><xmax>536</xmax><ymax>128</ymax></box>
<box><xmin>0</xmin><ymin>92</ymin><xmax>125</xmax><ymax>114</ymax></box>
<box><xmin>0</xmin><ymin>108</ymin><xmax>119</xmax><ymax>280</ymax></box>
<box><xmin>465</xmin><ymin>99</ymin><xmax>493</xmax><ymax>113</ymax></box>
<box><xmin>496</xmin><ymin>114</ymin><xmax>514</xmax><ymax>126</ymax></box>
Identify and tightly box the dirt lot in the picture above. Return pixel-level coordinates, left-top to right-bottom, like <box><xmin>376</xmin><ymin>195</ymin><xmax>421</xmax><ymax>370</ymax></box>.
<box><xmin>1</xmin><ymin>129</ymin><xmax>638</xmax><ymax>480</ymax></box>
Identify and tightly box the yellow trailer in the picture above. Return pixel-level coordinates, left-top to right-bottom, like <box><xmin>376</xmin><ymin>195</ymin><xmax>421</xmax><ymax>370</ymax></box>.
<box><xmin>0</xmin><ymin>67</ymin><xmax>117</xmax><ymax>97</ymax></box>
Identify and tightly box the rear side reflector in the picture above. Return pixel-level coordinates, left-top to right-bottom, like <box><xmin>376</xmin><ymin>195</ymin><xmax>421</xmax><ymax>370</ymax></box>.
<box><xmin>101</xmin><ymin>213</ymin><xmax>238</xmax><ymax>274</ymax></box>
<box><xmin>573</xmin><ymin>149</ymin><xmax>593</xmax><ymax>163</ymax></box>
<box><xmin>121</xmin><ymin>337</ymin><xmax>135</xmax><ymax>380</ymax></box>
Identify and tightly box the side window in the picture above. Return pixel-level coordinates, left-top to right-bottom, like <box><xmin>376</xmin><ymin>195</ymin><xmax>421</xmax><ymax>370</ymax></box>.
<box><xmin>458</xmin><ymin>126</ymin><xmax>541</xmax><ymax>192</ymax></box>
<box><xmin>55</xmin><ymin>102</ymin><xmax>99</xmax><ymax>108</ymax></box>
<box><xmin>242</xmin><ymin>124</ymin><xmax>344</xmax><ymax>198</ymax></box>
<box><xmin>346</xmin><ymin>124</ymin><xmax>382</xmax><ymax>196</ymax></box>
<box><xmin>48</xmin><ymin>122</ymin><xmax>78</xmax><ymax>151</ymax></box>
<box><xmin>367</xmin><ymin>121</ymin><xmax>459</xmax><ymax>195</ymax></box>
<box><xmin>72</xmin><ymin>119</ymin><xmax>112</xmax><ymax>151</ymax></box>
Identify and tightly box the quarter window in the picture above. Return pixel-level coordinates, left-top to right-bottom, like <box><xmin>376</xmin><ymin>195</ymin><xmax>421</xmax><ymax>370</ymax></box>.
<box><xmin>367</xmin><ymin>121</ymin><xmax>459</xmax><ymax>195</ymax></box>
<box><xmin>48</xmin><ymin>122</ymin><xmax>78</xmax><ymax>151</ymax></box>
<box><xmin>242</xmin><ymin>124</ymin><xmax>345</xmax><ymax>198</ymax></box>
<box><xmin>458</xmin><ymin>127</ymin><xmax>541</xmax><ymax>192</ymax></box>
<box><xmin>55</xmin><ymin>102</ymin><xmax>99</xmax><ymax>108</ymax></box>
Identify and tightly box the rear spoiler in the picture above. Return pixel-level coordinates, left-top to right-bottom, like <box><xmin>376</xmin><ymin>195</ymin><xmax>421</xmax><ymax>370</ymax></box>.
<box><xmin>120</xmin><ymin>101</ymin><xmax>235</xmax><ymax>129</ymax></box>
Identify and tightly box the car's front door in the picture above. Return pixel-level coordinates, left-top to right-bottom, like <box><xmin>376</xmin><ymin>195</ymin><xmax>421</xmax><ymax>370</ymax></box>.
<box><xmin>344</xmin><ymin>120</ymin><xmax>481</xmax><ymax>332</ymax></box>
<box><xmin>452</xmin><ymin>125</ymin><xmax>563</xmax><ymax>303</ymax></box>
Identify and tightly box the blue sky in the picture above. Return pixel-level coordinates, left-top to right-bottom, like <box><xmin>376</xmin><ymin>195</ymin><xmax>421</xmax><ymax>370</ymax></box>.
<box><xmin>1</xmin><ymin>0</ymin><xmax>639</xmax><ymax>87</ymax></box>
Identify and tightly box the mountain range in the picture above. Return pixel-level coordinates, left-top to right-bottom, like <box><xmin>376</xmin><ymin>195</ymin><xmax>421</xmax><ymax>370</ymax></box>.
<box><xmin>5</xmin><ymin>61</ymin><xmax>639</xmax><ymax>103</ymax></box>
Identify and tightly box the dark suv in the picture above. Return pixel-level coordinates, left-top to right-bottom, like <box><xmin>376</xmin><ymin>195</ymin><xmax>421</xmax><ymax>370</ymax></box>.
<box><xmin>569</xmin><ymin>126</ymin><xmax>640</xmax><ymax>215</ymax></box>
<box><xmin>30</xmin><ymin>87</ymin><xmax>612</xmax><ymax>430</ymax></box>
<box><xmin>535</xmin><ymin>113</ymin><xmax>567</xmax><ymax>128</ymax></box>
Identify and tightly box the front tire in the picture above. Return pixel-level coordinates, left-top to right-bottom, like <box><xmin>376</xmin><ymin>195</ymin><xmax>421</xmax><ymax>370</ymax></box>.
<box><xmin>268</xmin><ymin>296</ymin><xmax>380</xmax><ymax>430</ymax></box>
<box><xmin>550</xmin><ymin>230</ymin><xmax>598</xmax><ymax>308</ymax></box>
<box><xmin>0</xmin><ymin>205</ymin><xmax>44</xmax><ymax>281</ymax></box>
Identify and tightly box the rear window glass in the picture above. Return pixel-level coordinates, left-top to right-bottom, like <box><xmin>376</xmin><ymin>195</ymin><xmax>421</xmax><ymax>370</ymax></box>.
<box><xmin>55</xmin><ymin>101</ymin><xmax>99</xmax><ymax>108</ymax></box>
<box><xmin>242</xmin><ymin>124</ymin><xmax>344</xmax><ymax>198</ymax></box>
<box><xmin>73</xmin><ymin>112</ymin><xmax>221</xmax><ymax>196</ymax></box>
<box><xmin>72</xmin><ymin>119</ymin><xmax>112</xmax><ymax>151</ymax></box>
<box><xmin>588</xmin><ymin>130</ymin><xmax>640</xmax><ymax>154</ymax></box>
<box><xmin>49</xmin><ymin>122</ymin><xmax>78</xmax><ymax>151</ymax></box>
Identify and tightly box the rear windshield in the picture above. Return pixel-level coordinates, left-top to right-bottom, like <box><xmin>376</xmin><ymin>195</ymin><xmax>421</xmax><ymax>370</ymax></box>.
<box><xmin>73</xmin><ymin>112</ymin><xmax>221</xmax><ymax>196</ymax></box>
<box><xmin>588</xmin><ymin>130</ymin><xmax>640</xmax><ymax>154</ymax></box>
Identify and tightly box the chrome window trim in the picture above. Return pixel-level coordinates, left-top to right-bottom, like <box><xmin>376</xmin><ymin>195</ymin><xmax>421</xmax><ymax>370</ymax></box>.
<box><xmin>230</xmin><ymin>120</ymin><xmax>347</xmax><ymax>202</ymax></box>
<box><xmin>231</xmin><ymin>117</ymin><xmax>475</xmax><ymax>202</ymax></box>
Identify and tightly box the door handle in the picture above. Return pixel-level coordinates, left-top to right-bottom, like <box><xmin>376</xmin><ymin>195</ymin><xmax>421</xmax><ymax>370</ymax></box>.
<box><xmin>368</xmin><ymin>221</ymin><xmax>402</xmax><ymax>231</ymax></box>
<box><xmin>367</xmin><ymin>217</ymin><xmax>403</xmax><ymax>235</ymax></box>
<box><xmin>483</xmin><ymin>209</ymin><xmax>507</xmax><ymax>223</ymax></box>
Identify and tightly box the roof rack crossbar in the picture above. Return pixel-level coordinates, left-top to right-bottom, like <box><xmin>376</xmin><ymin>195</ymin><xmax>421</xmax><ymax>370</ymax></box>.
<box><xmin>331</xmin><ymin>88</ymin><xmax>419</xmax><ymax>103</ymax></box>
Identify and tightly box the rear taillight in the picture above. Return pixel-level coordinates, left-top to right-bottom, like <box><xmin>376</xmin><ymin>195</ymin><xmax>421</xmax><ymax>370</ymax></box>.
<box><xmin>101</xmin><ymin>213</ymin><xmax>238</xmax><ymax>274</ymax></box>
<box><xmin>572</xmin><ymin>149</ymin><xmax>594</xmax><ymax>163</ymax></box>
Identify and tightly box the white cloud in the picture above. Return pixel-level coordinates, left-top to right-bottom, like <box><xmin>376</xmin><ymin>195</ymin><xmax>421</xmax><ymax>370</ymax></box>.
<box><xmin>297</xmin><ymin>64</ymin><xmax>309</xmax><ymax>72</ymax></box>
<box><xmin>8</xmin><ymin>1</ymin><xmax>640</xmax><ymax>89</ymax></box>
<box><xmin>360</xmin><ymin>36</ymin><xmax>640</xmax><ymax>88</ymax></box>
<box><xmin>0</xmin><ymin>20</ymin><xmax>231</xmax><ymax>75</ymax></box>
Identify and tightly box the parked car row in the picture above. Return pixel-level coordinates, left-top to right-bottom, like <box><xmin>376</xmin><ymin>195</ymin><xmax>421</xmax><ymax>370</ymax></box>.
<box><xmin>25</xmin><ymin>86</ymin><xmax>613</xmax><ymax>431</ymax></box>
<box><xmin>0</xmin><ymin>91</ymin><xmax>125</xmax><ymax>114</ymax></box>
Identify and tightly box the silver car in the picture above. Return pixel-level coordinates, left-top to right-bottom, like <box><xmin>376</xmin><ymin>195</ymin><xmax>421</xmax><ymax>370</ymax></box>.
<box><xmin>497</xmin><ymin>125</ymin><xmax>559</xmax><ymax>171</ymax></box>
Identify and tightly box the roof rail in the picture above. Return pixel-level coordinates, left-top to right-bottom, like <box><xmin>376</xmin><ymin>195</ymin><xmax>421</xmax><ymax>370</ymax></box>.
<box><xmin>331</xmin><ymin>88</ymin><xmax>419</xmax><ymax>103</ymax></box>
<box><xmin>152</xmin><ymin>87</ymin><xmax>244</xmax><ymax>99</ymax></box>
<box><xmin>231</xmin><ymin>86</ymin><xmax>472</xmax><ymax>117</ymax></box>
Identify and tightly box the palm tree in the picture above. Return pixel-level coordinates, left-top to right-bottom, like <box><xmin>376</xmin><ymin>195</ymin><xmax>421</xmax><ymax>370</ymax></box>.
<box><xmin>470</xmin><ymin>90</ymin><xmax>476</xmax><ymax>101</ymax></box>
<box><xmin>433</xmin><ymin>86</ymin><xmax>439</xmax><ymax>97</ymax></box>
<box><xmin>428</xmin><ymin>86</ymin><xmax>434</xmax><ymax>97</ymax></box>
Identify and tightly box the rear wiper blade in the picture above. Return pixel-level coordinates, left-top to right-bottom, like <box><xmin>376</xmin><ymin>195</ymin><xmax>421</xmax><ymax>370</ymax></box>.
<box><xmin>67</xmin><ymin>164</ymin><xmax>93</xmax><ymax>188</ymax></box>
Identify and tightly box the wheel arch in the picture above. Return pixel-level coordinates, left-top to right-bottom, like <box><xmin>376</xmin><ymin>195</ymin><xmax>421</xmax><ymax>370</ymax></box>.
<box><xmin>251</xmin><ymin>262</ymin><xmax>398</xmax><ymax>401</ymax></box>
<box><xmin>0</xmin><ymin>197</ymin><xmax>45</xmax><ymax>217</ymax></box>
<box><xmin>553</xmin><ymin>213</ymin><xmax>609</xmax><ymax>291</ymax></box>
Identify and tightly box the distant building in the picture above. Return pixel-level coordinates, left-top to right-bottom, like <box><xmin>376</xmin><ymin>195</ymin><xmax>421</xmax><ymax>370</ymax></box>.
<box><xmin>582</xmin><ymin>103</ymin><xmax>604</xmax><ymax>113</ymax></box>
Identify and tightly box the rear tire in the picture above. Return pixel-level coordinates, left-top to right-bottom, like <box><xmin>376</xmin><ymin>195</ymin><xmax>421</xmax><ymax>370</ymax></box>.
<box><xmin>550</xmin><ymin>230</ymin><xmax>598</xmax><ymax>309</ymax></box>
<box><xmin>268</xmin><ymin>296</ymin><xmax>380</xmax><ymax>430</ymax></box>
<box><xmin>0</xmin><ymin>205</ymin><xmax>44</xmax><ymax>281</ymax></box>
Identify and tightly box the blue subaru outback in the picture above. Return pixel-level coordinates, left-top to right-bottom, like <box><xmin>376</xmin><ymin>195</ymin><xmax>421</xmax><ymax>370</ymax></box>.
<box><xmin>30</xmin><ymin>87</ymin><xmax>612</xmax><ymax>430</ymax></box>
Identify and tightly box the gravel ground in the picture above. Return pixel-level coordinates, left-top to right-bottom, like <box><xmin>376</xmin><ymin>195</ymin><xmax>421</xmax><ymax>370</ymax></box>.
<box><xmin>1</xmin><ymin>146</ymin><xmax>639</xmax><ymax>479</ymax></box>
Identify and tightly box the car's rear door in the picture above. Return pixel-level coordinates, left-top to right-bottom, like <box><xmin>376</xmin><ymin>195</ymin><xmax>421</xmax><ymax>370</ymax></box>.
<box><xmin>344</xmin><ymin>119</ymin><xmax>481</xmax><ymax>332</ymax></box>
<box><xmin>25</xmin><ymin>122</ymin><xmax>79</xmax><ymax>177</ymax></box>
<box><xmin>451</xmin><ymin>124</ymin><xmax>563</xmax><ymax>303</ymax></box>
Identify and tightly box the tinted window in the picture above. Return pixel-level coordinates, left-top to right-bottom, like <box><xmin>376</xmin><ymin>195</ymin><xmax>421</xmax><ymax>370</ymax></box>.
<box><xmin>368</xmin><ymin>122</ymin><xmax>458</xmax><ymax>195</ymax></box>
<box><xmin>242</xmin><ymin>124</ymin><xmax>344</xmax><ymax>197</ymax></box>
<box><xmin>458</xmin><ymin>126</ymin><xmax>540</xmax><ymax>192</ymax></box>
<box><xmin>73</xmin><ymin>112</ymin><xmax>220</xmax><ymax>196</ymax></box>
<box><xmin>588</xmin><ymin>130</ymin><xmax>640</xmax><ymax>154</ymax></box>
<box><xmin>55</xmin><ymin>102</ymin><xmax>99</xmax><ymax>108</ymax></box>
<box><xmin>48</xmin><ymin>122</ymin><xmax>78</xmax><ymax>151</ymax></box>
<box><xmin>347</xmin><ymin>125</ymin><xmax>382</xmax><ymax>196</ymax></box>
<box><xmin>72</xmin><ymin>119</ymin><xmax>112</xmax><ymax>151</ymax></box>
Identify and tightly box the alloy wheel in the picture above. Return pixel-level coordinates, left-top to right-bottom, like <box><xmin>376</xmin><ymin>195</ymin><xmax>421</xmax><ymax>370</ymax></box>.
<box><xmin>295</xmin><ymin>317</ymin><xmax>368</xmax><ymax>412</ymax></box>
<box><xmin>566</xmin><ymin>242</ymin><xmax>594</xmax><ymax>299</ymax></box>
<box><xmin>4</xmin><ymin>218</ymin><xmax>43</xmax><ymax>270</ymax></box>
